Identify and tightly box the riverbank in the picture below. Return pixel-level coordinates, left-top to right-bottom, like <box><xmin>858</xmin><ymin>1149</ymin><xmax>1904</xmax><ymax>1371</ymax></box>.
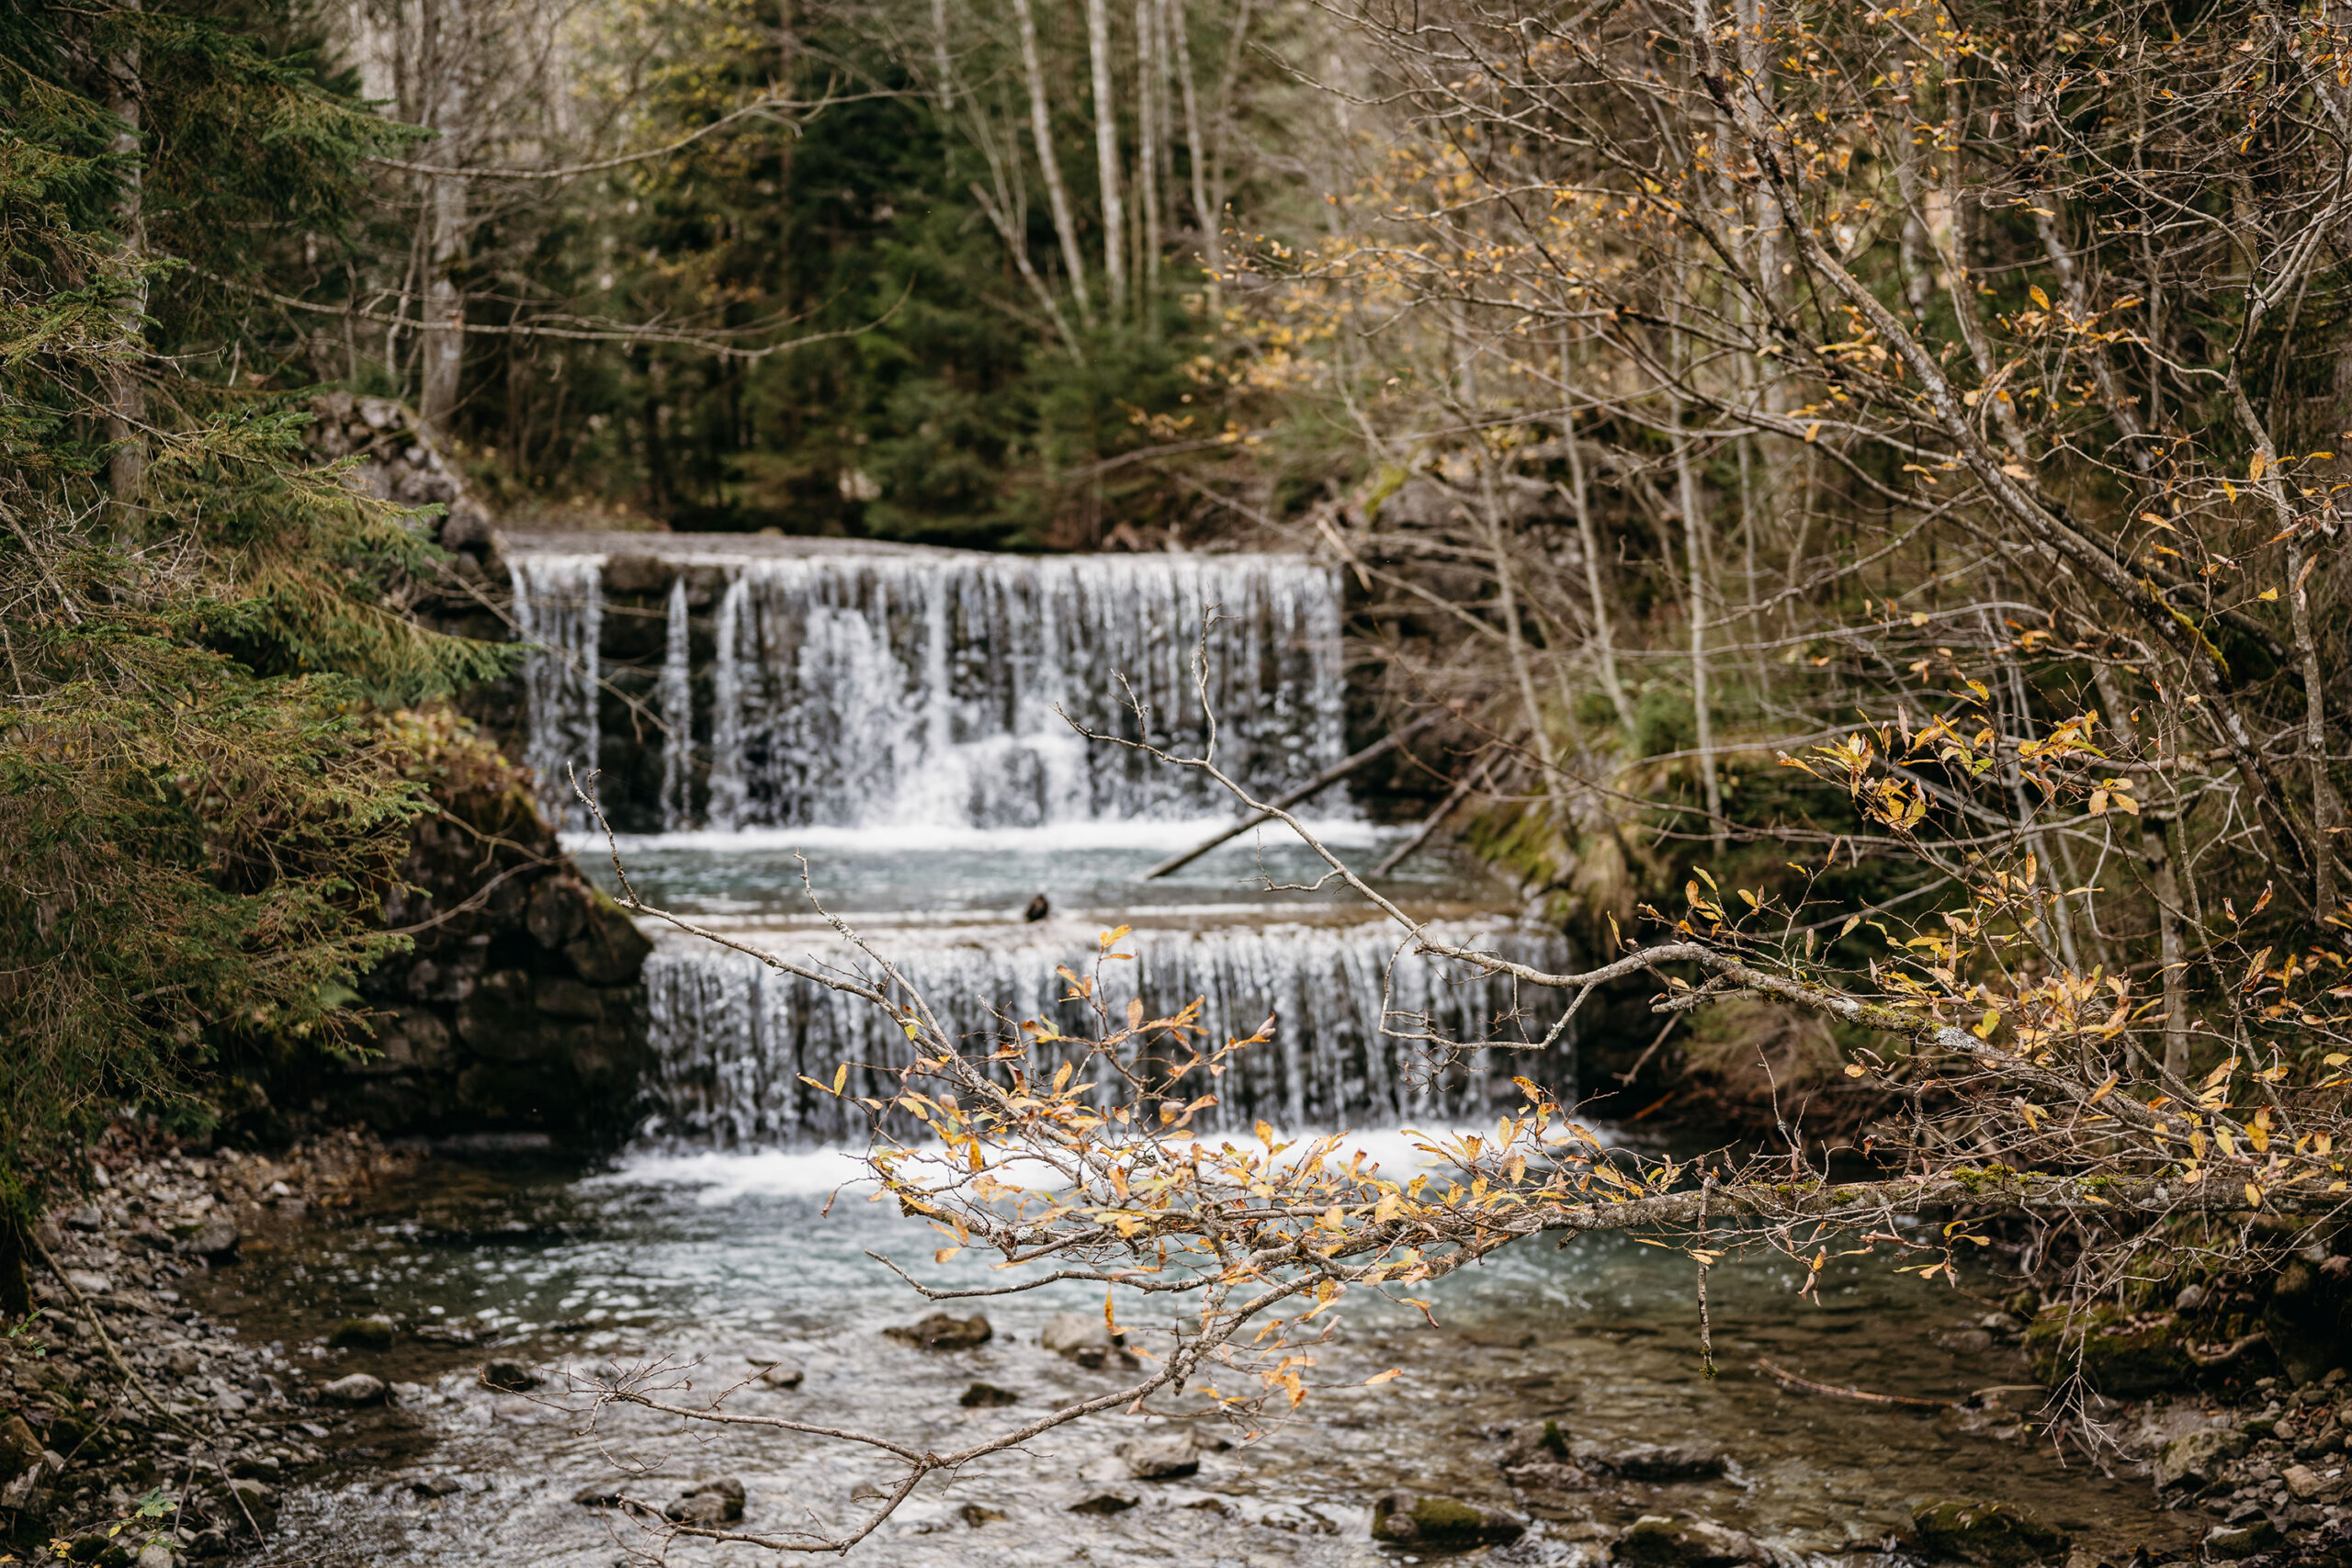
<box><xmin>4</xmin><ymin>1127</ymin><xmax>417</xmax><ymax>1562</ymax></box>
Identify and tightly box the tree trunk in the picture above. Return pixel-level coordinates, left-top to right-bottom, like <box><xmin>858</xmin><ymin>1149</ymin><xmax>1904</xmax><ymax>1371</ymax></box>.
<box><xmin>417</xmin><ymin>0</ymin><xmax>469</xmax><ymax>434</ymax></box>
<box><xmin>1671</xmin><ymin>389</ymin><xmax>1726</xmax><ymax>852</ymax></box>
<box><xmin>1012</xmin><ymin>0</ymin><xmax>1094</xmax><ymax>325</ymax></box>
<box><xmin>1136</xmin><ymin>0</ymin><xmax>1162</xmax><ymax>313</ymax></box>
<box><xmin>1558</xmin><ymin>372</ymin><xmax>1636</xmax><ymax>739</ymax></box>
<box><xmin>105</xmin><ymin>0</ymin><xmax>147</xmax><ymax>522</ymax></box>
<box><xmin>1086</xmin><ymin>0</ymin><xmax>1127</xmax><ymax>318</ymax></box>
<box><xmin>1170</xmin><ymin>0</ymin><xmax>1218</xmax><ymax>305</ymax></box>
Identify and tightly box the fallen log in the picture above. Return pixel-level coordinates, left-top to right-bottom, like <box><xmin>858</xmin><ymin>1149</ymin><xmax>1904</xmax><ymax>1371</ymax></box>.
<box><xmin>1140</xmin><ymin>709</ymin><xmax>1449</xmax><ymax>881</ymax></box>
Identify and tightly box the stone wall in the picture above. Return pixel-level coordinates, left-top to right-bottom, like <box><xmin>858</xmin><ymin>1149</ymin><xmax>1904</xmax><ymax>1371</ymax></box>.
<box><xmin>254</xmin><ymin>715</ymin><xmax>653</xmax><ymax>1149</ymax></box>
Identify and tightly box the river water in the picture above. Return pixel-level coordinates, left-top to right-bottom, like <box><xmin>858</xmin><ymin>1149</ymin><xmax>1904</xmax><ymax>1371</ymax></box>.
<box><xmin>182</xmin><ymin>542</ymin><xmax>2204</xmax><ymax>1564</ymax></box>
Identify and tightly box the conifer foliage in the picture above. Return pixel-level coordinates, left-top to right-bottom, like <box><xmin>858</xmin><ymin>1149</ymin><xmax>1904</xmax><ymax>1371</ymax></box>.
<box><xmin>0</xmin><ymin>1</ymin><xmax>507</xmax><ymax>1228</ymax></box>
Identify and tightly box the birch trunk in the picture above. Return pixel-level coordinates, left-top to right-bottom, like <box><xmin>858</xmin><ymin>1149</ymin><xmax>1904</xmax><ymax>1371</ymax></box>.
<box><xmin>1136</xmin><ymin>0</ymin><xmax>1162</xmax><ymax>310</ymax></box>
<box><xmin>1086</xmin><ymin>0</ymin><xmax>1127</xmax><ymax>317</ymax></box>
<box><xmin>1012</xmin><ymin>0</ymin><xmax>1094</xmax><ymax>325</ymax></box>
<box><xmin>1169</xmin><ymin>0</ymin><xmax>1218</xmax><ymax>304</ymax></box>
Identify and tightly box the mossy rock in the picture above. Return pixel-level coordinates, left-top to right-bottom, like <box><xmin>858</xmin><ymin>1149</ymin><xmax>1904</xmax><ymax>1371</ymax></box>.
<box><xmin>1370</xmin><ymin>1491</ymin><xmax>1524</xmax><ymax>1546</ymax></box>
<box><xmin>1911</xmin><ymin>1499</ymin><xmax>2068</xmax><ymax>1567</ymax></box>
<box><xmin>2023</xmin><ymin>1303</ymin><xmax>2190</xmax><ymax>1396</ymax></box>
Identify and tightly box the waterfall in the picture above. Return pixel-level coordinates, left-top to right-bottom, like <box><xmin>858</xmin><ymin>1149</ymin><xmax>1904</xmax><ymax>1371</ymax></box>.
<box><xmin>657</xmin><ymin>573</ymin><xmax>693</xmax><ymax>833</ymax></box>
<box><xmin>641</xmin><ymin>921</ymin><xmax>1574</xmax><ymax>1147</ymax></box>
<box><xmin>703</xmin><ymin>554</ymin><xmax>1346</xmax><ymax>829</ymax></box>
<box><xmin>511</xmin><ymin>553</ymin><xmax>605</xmax><ymax>829</ymax></box>
<box><xmin>505</xmin><ymin>543</ymin><xmax>1346</xmax><ymax>832</ymax></box>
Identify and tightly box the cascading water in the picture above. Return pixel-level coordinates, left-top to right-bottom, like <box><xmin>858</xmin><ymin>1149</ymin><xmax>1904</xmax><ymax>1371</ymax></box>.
<box><xmin>639</xmin><ymin>921</ymin><xmax>1571</xmax><ymax>1147</ymax></box>
<box><xmin>702</xmin><ymin>553</ymin><xmax>1346</xmax><ymax>829</ymax></box>
<box><xmin>510</xmin><ymin>553</ymin><xmax>605</xmax><ymax>829</ymax></box>
<box><xmin>502</xmin><ymin>535</ymin><xmax>1571</xmax><ymax>1145</ymax></box>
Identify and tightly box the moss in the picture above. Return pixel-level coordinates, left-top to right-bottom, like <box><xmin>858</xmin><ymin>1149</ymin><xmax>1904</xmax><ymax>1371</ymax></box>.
<box><xmin>2024</xmin><ymin>1303</ymin><xmax>2191</xmax><ymax>1396</ymax></box>
<box><xmin>1911</xmin><ymin>1500</ymin><xmax>2069</xmax><ymax>1567</ymax></box>
<box><xmin>1410</xmin><ymin>1497</ymin><xmax>1490</xmax><ymax>1540</ymax></box>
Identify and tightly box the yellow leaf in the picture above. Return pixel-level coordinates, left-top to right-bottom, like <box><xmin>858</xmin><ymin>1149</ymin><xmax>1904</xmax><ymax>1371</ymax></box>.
<box><xmin>1374</xmin><ymin>1191</ymin><xmax>1402</xmax><ymax>1224</ymax></box>
<box><xmin>1363</xmin><ymin>1368</ymin><xmax>1404</xmax><ymax>1386</ymax></box>
<box><xmin>2029</xmin><ymin>285</ymin><xmax>2051</xmax><ymax>310</ymax></box>
<box><xmin>2088</xmin><ymin>790</ymin><xmax>2109</xmax><ymax>816</ymax></box>
<box><xmin>2245</xmin><ymin>1182</ymin><xmax>2264</xmax><ymax>1208</ymax></box>
<box><xmin>2259</xmin><ymin>587</ymin><xmax>2280</xmax><ymax>601</ymax></box>
<box><xmin>1844</xmin><ymin>1063</ymin><xmax>1866</xmax><ymax>1077</ymax></box>
<box><xmin>2224</xmin><ymin>479</ymin><xmax>2238</xmax><ymax>502</ymax></box>
<box><xmin>1804</xmin><ymin>422</ymin><xmax>1822</xmax><ymax>443</ymax></box>
<box><xmin>832</xmin><ymin>1063</ymin><xmax>849</xmax><ymax>1095</ymax></box>
<box><xmin>2249</xmin><ymin>452</ymin><xmax>2268</xmax><ymax>482</ymax></box>
<box><xmin>934</xmin><ymin>1247</ymin><xmax>962</xmax><ymax>1263</ymax></box>
<box><xmin>2087</xmin><ymin>1073</ymin><xmax>2118</xmax><ymax>1105</ymax></box>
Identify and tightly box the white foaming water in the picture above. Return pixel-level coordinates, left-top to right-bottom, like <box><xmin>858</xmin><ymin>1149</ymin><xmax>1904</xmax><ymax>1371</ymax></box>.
<box><xmin>563</xmin><ymin>815</ymin><xmax>1383</xmax><ymax>857</ymax></box>
<box><xmin>510</xmin><ymin>553</ymin><xmax>605</xmax><ymax>829</ymax></box>
<box><xmin>603</xmin><ymin>1121</ymin><xmax>1577</xmax><ymax>1206</ymax></box>
<box><xmin>640</xmin><ymin>919</ymin><xmax>1574</xmax><ymax>1147</ymax></box>
<box><xmin>508</xmin><ymin>547</ymin><xmax>1347</xmax><ymax>832</ymax></box>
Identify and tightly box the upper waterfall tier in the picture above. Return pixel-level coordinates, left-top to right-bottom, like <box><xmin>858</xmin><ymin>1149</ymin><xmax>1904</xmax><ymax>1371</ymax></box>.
<box><xmin>502</xmin><ymin>536</ymin><xmax>1349</xmax><ymax>833</ymax></box>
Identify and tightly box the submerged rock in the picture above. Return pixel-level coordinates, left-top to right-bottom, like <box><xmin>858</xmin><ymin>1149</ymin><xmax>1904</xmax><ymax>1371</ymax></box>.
<box><xmin>1123</xmin><ymin>1431</ymin><xmax>1199</xmax><ymax>1480</ymax></box>
<box><xmin>959</xmin><ymin>1382</ymin><xmax>1019</xmax><ymax>1408</ymax></box>
<box><xmin>328</xmin><ymin>1316</ymin><xmax>396</xmax><ymax>1351</ymax></box>
<box><xmin>481</xmin><ymin>1358</ymin><xmax>542</xmax><ymax>1393</ymax></box>
<box><xmin>1910</xmin><ymin>1499</ymin><xmax>2069</xmax><ymax>1567</ymax></box>
<box><xmin>1068</xmin><ymin>1487</ymin><xmax>1139</xmax><ymax>1515</ymax></box>
<box><xmin>751</xmin><ymin>1359</ymin><xmax>806</xmax><ymax>1390</ymax></box>
<box><xmin>1040</xmin><ymin>1311</ymin><xmax>1122</xmax><ymax>1367</ymax></box>
<box><xmin>1612</xmin><ymin>1514</ymin><xmax>1764</xmax><ymax>1567</ymax></box>
<box><xmin>667</xmin><ymin>1477</ymin><xmax>746</xmax><ymax>1525</ymax></box>
<box><xmin>2023</xmin><ymin>1305</ymin><xmax>2189</xmax><ymax>1397</ymax></box>
<box><xmin>1369</xmin><ymin>1491</ymin><xmax>1524</xmax><ymax>1547</ymax></box>
<box><xmin>319</xmin><ymin>1372</ymin><xmax>388</xmax><ymax>1406</ymax></box>
<box><xmin>882</xmin><ymin>1313</ymin><xmax>991</xmax><ymax>1351</ymax></box>
<box><xmin>571</xmin><ymin>1483</ymin><xmax>625</xmax><ymax>1507</ymax></box>
<box><xmin>1595</xmin><ymin>1442</ymin><xmax>1729</xmax><ymax>1482</ymax></box>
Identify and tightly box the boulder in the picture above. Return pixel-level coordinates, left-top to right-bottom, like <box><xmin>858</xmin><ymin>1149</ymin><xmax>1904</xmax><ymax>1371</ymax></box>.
<box><xmin>959</xmin><ymin>1382</ymin><xmax>1018</xmax><ymax>1408</ymax></box>
<box><xmin>2202</xmin><ymin>1521</ymin><xmax>2282</xmax><ymax>1560</ymax></box>
<box><xmin>571</xmin><ymin>1483</ymin><xmax>625</xmax><ymax>1507</ymax></box>
<box><xmin>667</xmin><ymin>1477</ymin><xmax>745</xmax><ymax>1526</ymax></box>
<box><xmin>481</xmin><ymin>1359</ymin><xmax>542</xmax><ymax>1393</ymax></box>
<box><xmin>2154</xmin><ymin>1428</ymin><xmax>2251</xmax><ymax>1491</ymax></box>
<box><xmin>1039</xmin><ymin>1311</ymin><xmax>1120</xmax><ymax>1367</ymax></box>
<box><xmin>883</xmin><ymin>1313</ymin><xmax>991</xmax><ymax>1351</ymax></box>
<box><xmin>320</xmin><ymin>1372</ymin><xmax>388</xmax><ymax>1406</ymax></box>
<box><xmin>2024</xmin><ymin>1305</ymin><xmax>2190</xmax><ymax>1397</ymax></box>
<box><xmin>221</xmin><ymin>1476</ymin><xmax>278</xmax><ymax>1529</ymax></box>
<box><xmin>1067</xmin><ymin>1487</ymin><xmax>1139</xmax><ymax>1516</ymax></box>
<box><xmin>1370</xmin><ymin>1491</ymin><xmax>1525</xmax><ymax>1547</ymax></box>
<box><xmin>175</xmin><ymin>1217</ymin><xmax>239</xmax><ymax>1259</ymax></box>
<box><xmin>1612</xmin><ymin>1514</ymin><xmax>1765</xmax><ymax>1567</ymax></box>
<box><xmin>1910</xmin><ymin>1500</ymin><xmax>2069</xmax><ymax>1567</ymax></box>
<box><xmin>1123</xmin><ymin>1431</ymin><xmax>1198</xmax><ymax>1480</ymax></box>
<box><xmin>329</xmin><ymin>1316</ymin><xmax>396</xmax><ymax>1351</ymax></box>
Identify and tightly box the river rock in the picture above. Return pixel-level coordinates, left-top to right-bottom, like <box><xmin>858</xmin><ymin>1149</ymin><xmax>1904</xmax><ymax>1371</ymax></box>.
<box><xmin>2154</xmin><ymin>1427</ymin><xmax>2250</xmax><ymax>1490</ymax></box>
<box><xmin>481</xmin><ymin>1358</ymin><xmax>542</xmax><ymax>1392</ymax></box>
<box><xmin>571</xmin><ymin>1483</ymin><xmax>625</xmax><ymax>1506</ymax></box>
<box><xmin>882</xmin><ymin>1312</ymin><xmax>991</xmax><ymax>1350</ymax></box>
<box><xmin>64</xmin><ymin>1269</ymin><xmax>112</xmax><ymax>1296</ymax></box>
<box><xmin>0</xmin><ymin>1415</ymin><xmax>42</xmax><ymax>1472</ymax></box>
<box><xmin>1067</xmin><ymin>1487</ymin><xmax>1139</xmax><ymax>1515</ymax></box>
<box><xmin>221</xmin><ymin>1476</ymin><xmax>278</xmax><ymax>1528</ymax></box>
<box><xmin>1370</xmin><ymin>1491</ymin><xmax>1524</xmax><ymax>1546</ymax></box>
<box><xmin>175</xmin><ymin>1215</ymin><xmax>239</xmax><ymax>1258</ymax></box>
<box><xmin>329</xmin><ymin>1316</ymin><xmax>396</xmax><ymax>1351</ymax></box>
<box><xmin>2284</xmin><ymin>1463</ymin><xmax>2325</xmax><ymax>1502</ymax></box>
<box><xmin>1612</xmin><ymin>1514</ymin><xmax>1765</xmax><ymax>1567</ymax></box>
<box><xmin>667</xmin><ymin>1477</ymin><xmax>746</xmax><ymax>1525</ymax></box>
<box><xmin>408</xmin><ymin>1475</ymin><xmax>464</xmax><ymax>1496</ymax></box>
<box><xmin>2203</xmin><ymin>1520</ymin><xmax>2282</xmax><ymax>1559</ymax></box>
<box><xmin>1910</xmin><ymin>1499</ymin><xmax>2069</xmax><ymax>1567</ymax></box>
<box><xmin>320</xmin><ymin>1372</ymin><xmax>389</xmax><ymax>1406</ymax></box>
<box><xmin>1040</xmin><ymin>1310</ymin><xmax>1119</xmax><ymax>1367</ymax></box>
<box><xmin>1580</xmin><ymin>1441</ymin><xmax>1728</xmax><ymax>1481</ymax></box>
<box><xmin>1123</xmin><ymin>1431</ymin><xmax>1199</xmax><ymax>1480</ymax></box>
<box><xmin>752</xmin><ymin>1359</ymin><xmax>805</xmax><ymax>1390</ymax></box>
<box><xmin>959</xmin><ymin>1382</ymin><xmax>1018</xmax><ymax>1408</ymax></box>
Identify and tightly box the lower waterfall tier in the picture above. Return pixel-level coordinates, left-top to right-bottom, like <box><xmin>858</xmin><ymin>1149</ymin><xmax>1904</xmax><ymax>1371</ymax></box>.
<box><xmin>641</xmin><ymin>917</ymin><xmax>1574</xmax><ymax>1146</ymax></box>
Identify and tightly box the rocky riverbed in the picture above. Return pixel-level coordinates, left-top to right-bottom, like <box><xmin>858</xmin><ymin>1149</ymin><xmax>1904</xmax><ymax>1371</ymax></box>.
<box><xmin>7</xmin><ymin>1134</ymin><xmax>2349</xmax><ymax>1568</ymax></box>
